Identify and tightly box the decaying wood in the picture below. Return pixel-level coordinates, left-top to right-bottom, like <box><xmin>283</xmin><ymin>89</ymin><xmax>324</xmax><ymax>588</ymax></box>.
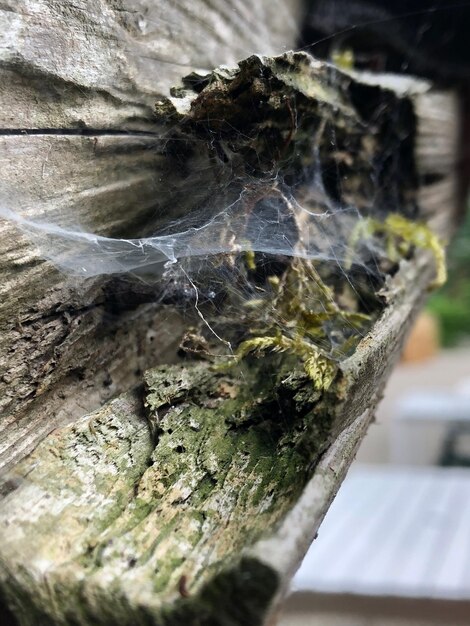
<box><xmin>0</xmin><ymin>46</ymin><xmax>461</xmax><ymax>626</ymax></box>
<box><xmin>0</xmin><ymin>0</ymin><xmax>302</xmax><ymax>470</ymax></box>
<box><xmin>0</xmin><ymin>2</ymin><xmax>462</xmax><ymax>625</ymax></box>
<box><xmin>0</xmin><ymin>252</ymin><xmax>442</xmax><ymax>626</ymax></box>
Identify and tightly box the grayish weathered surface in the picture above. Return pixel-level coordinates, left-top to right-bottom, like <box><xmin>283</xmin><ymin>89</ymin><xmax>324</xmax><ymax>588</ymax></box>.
<box><xmin>0</xmin><ymin>2</ymin><xmax>462</xmax><ymax>625</ymax></box>
<box><xmin>0</xmin><ymin>251</ymin><xmax>439</xmax><ymax>626</ymax></box>
<box><xmin>0</xmin><ymin>0</ymin><xmax>302</xmax><ymax>471</ymax></box>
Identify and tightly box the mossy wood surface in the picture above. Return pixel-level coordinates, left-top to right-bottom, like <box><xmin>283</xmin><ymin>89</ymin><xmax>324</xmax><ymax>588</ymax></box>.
<box><xmin>0</xmin><ymin>4</ymin><xmax>462</xmax><ymax>625</ymax></box>
<box><xmin>0</xmin><ymin>248</ymin><xmax>452</xmax><ymax>626</ymax></box>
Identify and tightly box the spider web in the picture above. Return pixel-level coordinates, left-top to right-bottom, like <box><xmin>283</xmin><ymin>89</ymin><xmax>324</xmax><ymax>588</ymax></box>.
<box><xmin>0</xmin><ymin>1</ymin><xmax>458</xmax><ymax>368</ymax></box>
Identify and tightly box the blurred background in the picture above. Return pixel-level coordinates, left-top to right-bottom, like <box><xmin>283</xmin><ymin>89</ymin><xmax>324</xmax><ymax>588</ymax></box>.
<box><xmin>279</xmin><ymin>209</ymin><xmax>470</xmax><ymax>624</ymax></box>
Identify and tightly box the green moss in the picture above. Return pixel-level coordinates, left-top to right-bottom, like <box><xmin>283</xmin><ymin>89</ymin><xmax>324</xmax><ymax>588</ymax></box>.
<box><xmin>105</xmin><ymin>358</ymin><xmax>333</xmax><ymax>605</ymax></box>
<box><xmin>348</xmin><ymin>213</ymin><xmax>447</xmax><ymax>289</ymax></box>
<box><xmin>215</xmin><ymin>258</ymin><xmax>372</xmax><ymax>391</ymax></box>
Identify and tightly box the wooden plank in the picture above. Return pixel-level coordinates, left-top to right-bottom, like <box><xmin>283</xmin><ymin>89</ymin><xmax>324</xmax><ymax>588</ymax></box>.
<box><xmin>293</xmin><ymin>466</ymin><xmax>470</xmax><ymax>600</ymax></box>
<box><xmin>0</xmin><ymin>0</ymin><xmax>302</xmax><ymax>130</ymax></box>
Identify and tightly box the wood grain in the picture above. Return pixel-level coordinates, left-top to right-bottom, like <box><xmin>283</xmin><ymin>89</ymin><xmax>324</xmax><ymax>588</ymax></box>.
<box><xmin>0</xmin><ymin>0</ymin><xmax>302</xmax><ymax>470</ymax></box>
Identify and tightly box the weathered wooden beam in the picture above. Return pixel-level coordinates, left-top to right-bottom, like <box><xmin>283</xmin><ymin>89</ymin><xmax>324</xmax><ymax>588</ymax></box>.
<box><xmin>0</xmin><ymin>2</ymin><xmax>462</xmax><ymax>624</ymax></box>
<box><xmin>0</xmin><ymin>46</ymin><xmax>460</xmax><ymax>625</ymax></box>
<box><xmin>0</xmin><ymin>251</ymin><xmax>443</xmax><ymax>626</ymax></box>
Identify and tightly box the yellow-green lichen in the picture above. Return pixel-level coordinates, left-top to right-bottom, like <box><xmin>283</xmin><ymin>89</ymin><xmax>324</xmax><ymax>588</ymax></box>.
<box><xmin>347</xmin><ymin>213</ymin><xmax>447</xmax><ymax>289</ymax></box>
<box><xmin>331</xmin><ymin>48</ymin><xmax>355</xmax><ymax>71</ymax></box>
<box><xmin>217</xmin><ymin>258</ymin><xmax>372</xmax><ymax>391</ymax></box>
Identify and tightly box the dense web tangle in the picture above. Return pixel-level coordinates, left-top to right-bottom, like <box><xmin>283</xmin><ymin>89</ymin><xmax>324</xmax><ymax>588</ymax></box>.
<box><xmin>0</xmin><ymin>9</ymin><xmax>452</xmax><ymax>386</ymax></box>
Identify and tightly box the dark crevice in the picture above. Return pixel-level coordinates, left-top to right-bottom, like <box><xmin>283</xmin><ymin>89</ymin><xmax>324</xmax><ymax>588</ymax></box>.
<box><xmin>0</xmin><ymin>128</ymin><xmax>160</xmax><ymax>137</ymax></box>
